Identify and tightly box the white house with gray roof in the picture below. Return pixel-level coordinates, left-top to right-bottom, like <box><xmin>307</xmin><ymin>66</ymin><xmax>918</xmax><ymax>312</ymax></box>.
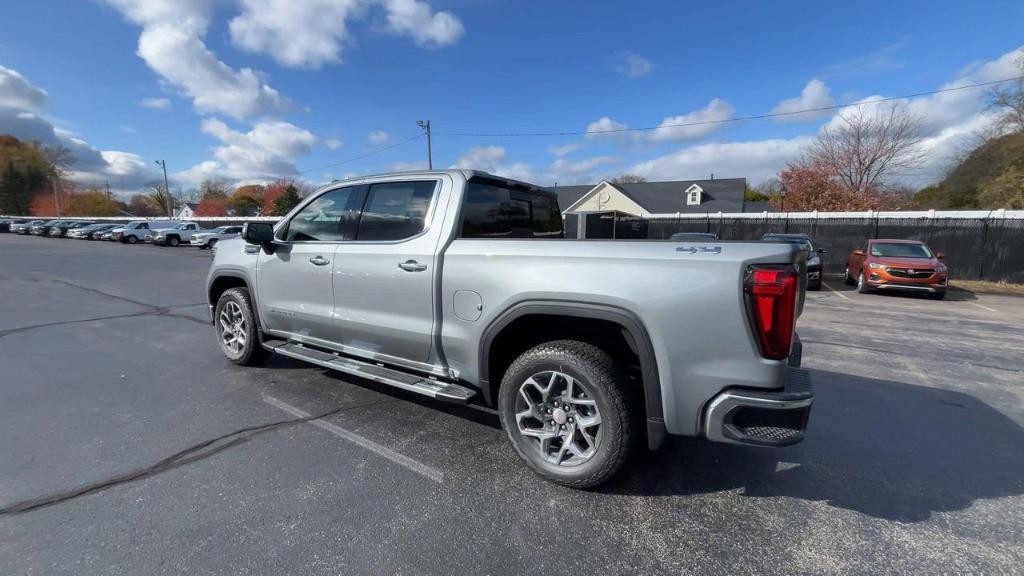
<box><xmin>554</xmin><ymin>177</ymin><xmax>767</xmax><ymax>238</ymax></box>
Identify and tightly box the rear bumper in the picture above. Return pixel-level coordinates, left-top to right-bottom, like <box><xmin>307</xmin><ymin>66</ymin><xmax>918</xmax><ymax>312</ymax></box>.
<box><xmin>704</xmin><ymin>367</ymin><xmax>813</xmax><ymax>447</ymax></box>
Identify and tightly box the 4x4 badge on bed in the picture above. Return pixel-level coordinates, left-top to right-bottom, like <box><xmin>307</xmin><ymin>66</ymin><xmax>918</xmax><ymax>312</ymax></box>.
<box><xmin>676</xmin><ymin>245</ymin><xmax>722</xmax><ymax>254</ymax></box>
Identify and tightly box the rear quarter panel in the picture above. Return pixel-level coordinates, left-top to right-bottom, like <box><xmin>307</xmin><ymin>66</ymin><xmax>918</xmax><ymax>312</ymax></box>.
<box><xmin>441</xmin><ymin>239</ymin><xmax>803</xmax><ymax>436</ymax></box>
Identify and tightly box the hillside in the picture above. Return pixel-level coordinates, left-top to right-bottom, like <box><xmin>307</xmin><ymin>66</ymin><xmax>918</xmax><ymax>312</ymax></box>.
<box><xmin>915</xmin><ymin>131</ymin><xmax>1024</xmax><ymax>209</ymax></box>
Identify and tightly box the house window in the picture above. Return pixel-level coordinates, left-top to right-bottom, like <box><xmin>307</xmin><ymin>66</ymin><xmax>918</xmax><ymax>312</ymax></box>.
<box><xmin>686</xmin><ymin>184</ymin><xmax>703</xmax><ymax>206</ymax></box>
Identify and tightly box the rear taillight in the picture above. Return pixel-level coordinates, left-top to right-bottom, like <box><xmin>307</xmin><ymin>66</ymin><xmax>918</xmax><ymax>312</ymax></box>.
<box><xmin>744</xmin><ymin>265</ymin><xmax>799</xmax><ymax>360</ymax></box>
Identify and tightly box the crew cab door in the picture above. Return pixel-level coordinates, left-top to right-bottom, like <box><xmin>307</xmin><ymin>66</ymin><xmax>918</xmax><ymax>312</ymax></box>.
<box><xmin>332</xmin><ymin>178</ymin><xmax>450</xmax><ymax>371</ymax></box>
<box><xmin>257</xmin><ymin>185</ymin><xmax>361</xmax><ymax>343</ymax></box>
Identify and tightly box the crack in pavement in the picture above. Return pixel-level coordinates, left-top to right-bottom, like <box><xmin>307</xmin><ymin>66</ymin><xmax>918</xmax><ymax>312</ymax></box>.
<box><xmin>0</xmin><ymin>276</ymin><xmax>210</xmax><ymax>339</ymax></box>
<box><xmin>0</xmin><ymin>302</ymin><xmax>209</xmax><ymax>340</ymax></box>
<box><xmin>0</xmin><ymin>398</ymin><xmax>397</xmax><ymax>516</ymax></box>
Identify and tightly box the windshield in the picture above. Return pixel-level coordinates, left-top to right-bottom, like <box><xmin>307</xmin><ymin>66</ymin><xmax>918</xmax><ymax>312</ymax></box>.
<box><xmin>870</xmin><ymin>242</ymin><xmax>934</xmax><ymax>258</ymax></box>
<box><xmin>765</xmin><ymin>236</ymin><xmax>813</xmax><ymax>252</ymax></box>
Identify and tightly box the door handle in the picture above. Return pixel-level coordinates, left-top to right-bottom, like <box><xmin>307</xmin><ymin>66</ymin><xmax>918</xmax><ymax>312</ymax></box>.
<box><xmin>398</xmin><ymin>260</ymin><xmax>427</xmax><ymax>272</ymax></box>
<box><xmin>309</xmin><ymin>255</ymin><xmax>330</xmax><ymax>266</ymax></box>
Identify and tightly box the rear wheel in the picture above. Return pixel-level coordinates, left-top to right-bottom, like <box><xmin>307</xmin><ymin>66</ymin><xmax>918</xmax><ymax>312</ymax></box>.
<box><xmin>844</xmin><ymin>266</ymin><xmax>855</xmax><ymax>285</ymax></box>
<box><xmin>207</xmin><ymin>239</ymin><xmax>218</xmax><ymax>249</ymax></box>
<box><xmin>214</xmin><ymin>287</ymin><xmax>266</xmax><ymax>366</ymax></box>
<box><xmin>498</xmin><ymin>340</ymin><xmax>638</xmax><ymax>489</ymax></box>
<box><xmin>168</xmin><ymin>236</ymin><xmax>180</xmax><ymax>247</ymax></box>
<box><xmin>126</xmin><ymin>235</ymin><xmax>137</xmax><ymax>244</ymax></box>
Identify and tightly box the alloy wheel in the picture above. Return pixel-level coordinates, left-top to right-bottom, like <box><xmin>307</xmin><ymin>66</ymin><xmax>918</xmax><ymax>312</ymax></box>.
<box><xmin>514</xmin><ymin>371</ymin><xmax>602</xmax><ymax>467</ymax></box>
<box><xmin>219</xmin><ymin>301</ymin><xmax>247</xmax><ymax>355</ymax></box>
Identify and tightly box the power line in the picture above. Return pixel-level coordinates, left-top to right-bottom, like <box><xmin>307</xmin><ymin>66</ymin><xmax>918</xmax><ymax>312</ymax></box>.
<box><xmin>297</xmin><ymin>133</ymin><xmax>424</xmax><ymax>175</ymax></box>
<box><xmin>433</xmin><ymin>75</ymin><xmax>1024</xmax><ymax>138</ymax></box>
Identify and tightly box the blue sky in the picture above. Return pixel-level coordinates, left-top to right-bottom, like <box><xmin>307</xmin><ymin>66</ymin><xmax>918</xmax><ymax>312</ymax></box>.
<box><xmin>0</xmin><ymin>0</ymin><xmax>1022</xmax><ymax>195</ymax></box>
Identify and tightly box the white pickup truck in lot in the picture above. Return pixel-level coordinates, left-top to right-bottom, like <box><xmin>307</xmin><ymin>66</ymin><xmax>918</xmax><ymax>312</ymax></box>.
<box><xmin>205</xmin><ymin>170</ymin><xmax>813</xmax><ymax>487</ymax></box>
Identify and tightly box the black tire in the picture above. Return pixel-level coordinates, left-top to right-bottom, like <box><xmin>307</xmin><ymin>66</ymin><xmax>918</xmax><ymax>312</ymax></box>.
<box><xmin>929</xmin><ymin>291</ymin><xmax>946</xmax><ymax>300</ymax></box>
<box><xmin>207</xmin><ymin>239</ymin><xmax>218</xmax><ymax>249</ymax></box>
<box><xmin>126</xmin><ymin>235</ymin><xmax>137</xmax><ymax>244</ymax></box>
<box><xmin>856</xmin><ymin>271</ymin><xmax>871</xmax><ymax>294</ymax></box>
<box><xmin>214</xmin><ymin>287</ymin><xmax>266</xmax><ymax>366</ymax></box>
<box><xmin>498</xmin><ymin>340</ymin><xmax>638</xmax><ymax>489</ymax></box>
<box><xmin>168</xmin><ymin>235</ymin><xmax>180</xmax><ymax>247</ymax></box>
<box><xmin>808</xmin><ymin>281</ymin><xmax>821</xmax><ymax>291</ymax></box>
<box><xmin>844</xmin><ymin>266</ymin><xmax>855</xmax><ymax>286</ymax></box>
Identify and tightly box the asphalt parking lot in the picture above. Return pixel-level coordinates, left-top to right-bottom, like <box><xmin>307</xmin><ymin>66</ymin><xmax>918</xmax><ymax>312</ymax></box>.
<box><xmin>1</xmin><ymin>234</ymin><xmax>1022</xmax><ymax>575</ymax></box>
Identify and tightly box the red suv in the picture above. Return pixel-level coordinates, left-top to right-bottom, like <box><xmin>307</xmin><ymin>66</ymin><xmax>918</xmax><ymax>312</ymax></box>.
<box><xmin>845</xmin><ymin>239</ymin><xmax>949</xmax><ymax>299</ymax></box>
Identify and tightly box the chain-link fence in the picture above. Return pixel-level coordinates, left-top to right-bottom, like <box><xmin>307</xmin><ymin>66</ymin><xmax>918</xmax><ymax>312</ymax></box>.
<box><xmin>591</xmin><ymin>213</ymin><xmax>1024</xmax><ymax>283</ymax></box>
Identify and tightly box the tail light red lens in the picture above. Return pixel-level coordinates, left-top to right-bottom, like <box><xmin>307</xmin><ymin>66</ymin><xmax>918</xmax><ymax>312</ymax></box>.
<box><xmin>744</xmin><ymin>266</ymin><xmax>799</xmax><ymax>360</ymax></box>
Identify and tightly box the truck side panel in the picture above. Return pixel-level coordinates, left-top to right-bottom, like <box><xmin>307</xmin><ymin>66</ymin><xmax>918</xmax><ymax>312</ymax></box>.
<box><xmin>440</xmin><ymin>239</ymin><xmax>801</xmax><ymax>436</ymax></box>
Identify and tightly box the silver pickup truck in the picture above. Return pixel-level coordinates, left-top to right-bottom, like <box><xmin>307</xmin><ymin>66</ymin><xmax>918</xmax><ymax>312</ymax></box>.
<box><xmin>206</xmin><ymin>170</ymin><xmax>812</xmax><ymax>487</ymax></box>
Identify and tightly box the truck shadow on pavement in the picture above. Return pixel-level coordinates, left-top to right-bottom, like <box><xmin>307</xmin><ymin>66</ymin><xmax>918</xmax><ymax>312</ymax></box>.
<box><xmin>607</xmin><ymin>369</ymin><xmax>1024</xmax><ymax>523</ymax></box>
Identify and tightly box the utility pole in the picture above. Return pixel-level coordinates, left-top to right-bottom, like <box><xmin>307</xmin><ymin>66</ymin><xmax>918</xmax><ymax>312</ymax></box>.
<box><xmin>105</xmin><ymin>180</ymin><xmax>111</xmax><ymax>199</ymax></box>
<box><xmin>417</xmin><ymin>120</ymin><xmax>432</xmax><ymax>169</ymax></box>
<box><xmin>155</xmin><ymin>160</ymin><xmax>171</xmax><ymax>217</ymax></box>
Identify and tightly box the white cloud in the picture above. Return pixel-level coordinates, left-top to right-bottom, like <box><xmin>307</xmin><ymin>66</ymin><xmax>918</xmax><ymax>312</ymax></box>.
<box><xmin>614</xmin><ymin>53</ymin><xmax>653</xmax><ymax>78</ymax></box>
<box><xmin>649</xmin><ymin>99</ymin><xmax>735</xmax><ymax>142</ymax></box>
<box><xmin>324</xmin><ymin>137</ymin><xmax>343</xmax><ymax>150</ymax></box>
<box><xmin>105</xmin><ymin>0</ymin><xmax>290</xmax><ymax>119</ymax></box>
<box><xmin>585</xmin><ymin>116</ymin><xmax>629</xmax><ymax>140</ymax></box>
<box><xmin>548</xmin><ymin>142</ymin><xmax>584</xmax><ymax>157</ymax></box>
<box><xmin>549</xmin><ymin>156</ymin><xmax>622</xmax><ymax>176</ymax></box>
<box><xmin>452</xmin><ymin>145</ymin><xmax>506</xmax><ymax>172</ymax></box>
<box><xmin>381</xmin><ymin>0</ymin><xmax>464</xmax><ymax>47</ymax></box>
<box><xmin>825</xmin><ymin>37</ymin><xmax>909</xmax><ymax>78</ymax></box>
<box><xmin>390</xmin><ymin>160</ymin><xmax>428</xmax><ymax>171</ymax></box>
<box><xmin>180</xmin><ymin>118</ymin><xmax>317</xmax><ymax>182</ymax></box>
<box><xmin>0</xmin><ymin>63</ymin><xmax>155</xmax><ymax>194</ymax></box>
<box><xmin>629</xmin><ymin>137</ymin><xmax>815</xmax><ymax>185</ymax></box>
<box><xmin>368</xmin><ymin>130</ymin><xmax>390</xmax><ymax>145</ymax></box>
<box><xmin>0</xmin><ymin>65</ymin><xmax>47</xmax><ymax>110</ymax></box>
<box><xmin>224</xmin><ymin>0</ymin><xmax>463</xmax><ymax>69</ymax></box>
<box><xmin>138</xmin><ymin>97</ymin><xmax>170</xmax><ymax>109</ymax></box>
<box><xmin>770</xmin><ymin>79</ymin><xmax>834</xmax><ymax>122</ymax></box>
<box><xmin>229</xmin><ymin>0</ymin><xmax>363</xmax><ymax>69</ymax></box>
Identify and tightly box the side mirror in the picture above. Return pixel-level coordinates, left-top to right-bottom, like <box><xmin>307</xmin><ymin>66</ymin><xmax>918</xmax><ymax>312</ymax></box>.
<box><xmin>816</xmin><ymin>248</ymin><xmax>827</xmax><ymax>254</ymax></box>
<box><xmin>242</xmin><ymin>222</ymin><xmax>275</xmax><ymax>252</ymax></box>
<box><xmin>853</xmin><ymin>249</ymin><xmax>864</xmax><ymax>256</ymax></box>
<box><xmin>936</xmin><ymin>252</ymin><xmax>945</xmax><ymax>259</ymax></box>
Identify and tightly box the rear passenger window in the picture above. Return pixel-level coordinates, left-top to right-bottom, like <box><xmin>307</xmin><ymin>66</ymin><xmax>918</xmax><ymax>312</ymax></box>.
<box><xmin>284</xmin><ymin>187</ymin><xmax>356</xmax><ymax>242</ymax></box>
<box><xmin>461</xmin><ymin>180</ymin><xmax>563</xmax><ymax>238</ymax></box>
<box><xmin>355</xmin><ymin>181</ymin><xmax>436</xmax><ymax>241</ymax></box>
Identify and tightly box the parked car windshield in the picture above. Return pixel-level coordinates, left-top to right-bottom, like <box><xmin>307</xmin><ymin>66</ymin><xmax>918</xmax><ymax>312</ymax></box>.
<box><xmin>670</xmin><ymin>232</ymin><xmax>718</xmax><ymax>241</ymax></box>
<box><xmin>870</xmin><ymin>242</ymin><xmax>934</xmax><ymax>258</ymax></box>
<box><xmin>764</xmin><ymin>235</ymin><xmax>814</xmax><ymax>252</ymax></box>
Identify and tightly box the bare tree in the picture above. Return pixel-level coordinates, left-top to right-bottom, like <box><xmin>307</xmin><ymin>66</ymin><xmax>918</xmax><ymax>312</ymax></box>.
<box><xmin>986</xmin><ymin>49</ymin><xmax>1024</xmax><ymax>133</ymax></box>
<box><xmin>806</xmin><ymin>102</ymin><xmax>924</xmax><ymax>194</ymax></box>
<box><xmin>609</xmin><ymin>174</ymin><xmax>648</xmax><ymax>184</ymax></box>
<box><xmin>39</xmin><ymin>144</ymin><xmax>76</xmax><ymax>216</ymax></box>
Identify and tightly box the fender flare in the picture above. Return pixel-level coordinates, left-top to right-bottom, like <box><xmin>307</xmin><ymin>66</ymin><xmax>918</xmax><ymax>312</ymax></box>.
<box><xmin>479</xmin><ymin>300</ymin><xmax>666</xmax><ymax>449</ymax></box>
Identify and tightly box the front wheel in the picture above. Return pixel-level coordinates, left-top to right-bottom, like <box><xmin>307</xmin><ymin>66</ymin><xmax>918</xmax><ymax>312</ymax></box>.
<box><xmin>214</xmin><ymin>287</ymin><xmax>266</xmax><ymax>366</ymax></box>
<box><xmin>856</xmin><ymin>271</ymin><xmax>871</xmax><ymax>294</ymax></box>
<box><xmin>126</xmin><ymin>235</ymin><xmax>138</xmax><ymax>244</ymax></box>
<box><xmin>168</xmin><ymin>236</ymin><xmax>180</xmax><ymax>247</ymax></box>
<box><xmin>498</xmin><ymin>340</ymin><xmax>638</xmax><ymax>489</ymax></box>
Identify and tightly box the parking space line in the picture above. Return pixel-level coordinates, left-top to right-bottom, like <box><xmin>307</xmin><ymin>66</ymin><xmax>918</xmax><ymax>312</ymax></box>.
<box><xmin>821</xmin><ymin>282</ymin><xmax>850</xmax><ymax>300</ymax></box>
<box><xmin>968</xmin><ymin>302</ymin><xmax>998</xmax><ymax>313</ymax></box>
<box><xmin>262</xmin><ymin>396</ymin><xmax>444</xmax><ymax>483</ymax></box>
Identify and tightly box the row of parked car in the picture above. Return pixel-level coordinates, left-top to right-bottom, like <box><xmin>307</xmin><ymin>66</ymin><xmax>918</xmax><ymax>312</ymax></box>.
<box><xmin>668</xmin><ymin>231</ymin><xmax>949</xmax><ymax>299</ymax></box>
<box><xmin>1</xmin><ymin>218</ymin><xmax>243</xmax><ymax>249</ymax></box>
